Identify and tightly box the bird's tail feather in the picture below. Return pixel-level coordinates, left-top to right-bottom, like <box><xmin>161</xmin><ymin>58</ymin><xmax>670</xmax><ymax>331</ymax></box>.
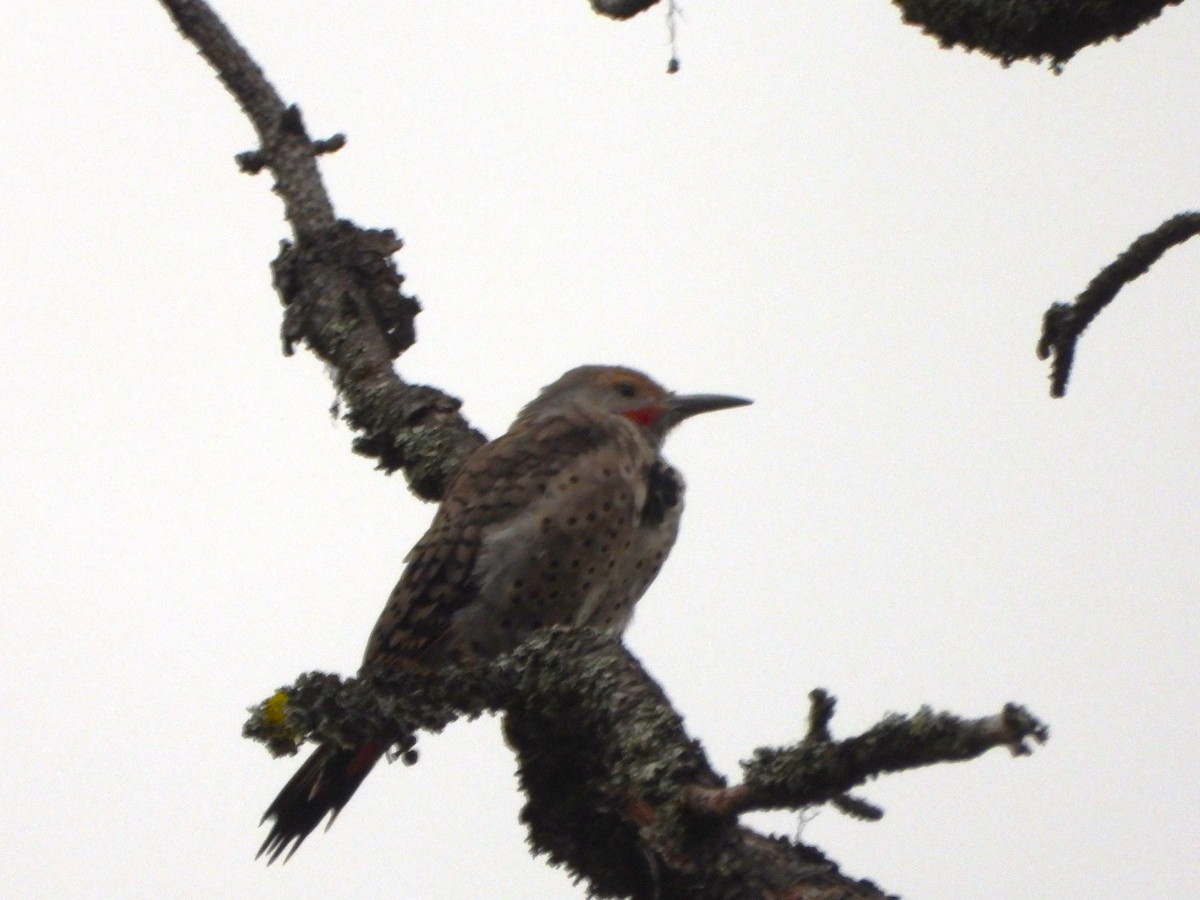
<box><xmin>257</xmin><ymin>740</ymin><xmax>385</xmax><ymax>864</ymax></box>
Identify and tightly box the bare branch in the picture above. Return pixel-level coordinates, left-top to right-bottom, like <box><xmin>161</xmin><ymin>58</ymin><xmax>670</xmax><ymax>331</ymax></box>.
<box><xmin>246</xmin><ymin>628</ymin><xmax>1044</xmax><ymax>899</ymax></box>
<box><xmin>158</xmin><ymin>0</ymin><xmax>332</xmax><ymax>235</ymax></box>
<box><xmin>1037</xmin><ymin>211</ymin><xmax>1200</xmax><ymax>398</ymax></box>
<box><xmin>804</xmin><ymin>687</ymin><xmax>836</xmax><ymax>743</ymax></box>
<box><xmin>156</xmin><ymin>0</ymin><xmax>484</xmax><ymax>498</ymax></box>
<box><xmin>236</xmin><ymin>132</ymin><xmax>345</xmax><ymax>175</ymax></box>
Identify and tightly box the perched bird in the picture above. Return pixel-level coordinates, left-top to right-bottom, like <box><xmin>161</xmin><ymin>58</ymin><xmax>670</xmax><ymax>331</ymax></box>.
<box><xmin>258</xmin><ymin>365</ymin><xmax>750</xmax><ymax>863</ymax></box>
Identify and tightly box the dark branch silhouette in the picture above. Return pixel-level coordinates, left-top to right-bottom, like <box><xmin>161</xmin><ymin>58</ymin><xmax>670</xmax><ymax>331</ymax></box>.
<box><xmin>159</xmin><ymin>1</ymin><xmax>1049</xmax><ymax>895</ymax></box>
<box><xmin>587</xmin><ymin>0</ymin><xmax>1197</xmax><ymax>392</ymax></box>
<box><xmin>894</xmin><ymin>0</ymin><xmax>1185</xmax><ymax>69</ymax></box>
<box><xmin>590</xmin><ymin>0</ymin><xmax>1185</xmax><ymax>69</ymax></box>
<box><xmin>1038</xmin><ymin>211</ymin><xmax>1200</xmax><ymax>397</ymax></box>
<box><xmin>591</xmin><ymin>0</ymin><xmax>660</xmax><ymax>20</ymax></box>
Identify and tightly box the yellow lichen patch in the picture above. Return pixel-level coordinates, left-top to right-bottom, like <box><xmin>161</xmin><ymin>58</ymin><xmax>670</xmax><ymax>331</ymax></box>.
<box><xmin>263</xmin><ymin>690</ymin><xmax>290</xmax><ymax>726</ymax></box>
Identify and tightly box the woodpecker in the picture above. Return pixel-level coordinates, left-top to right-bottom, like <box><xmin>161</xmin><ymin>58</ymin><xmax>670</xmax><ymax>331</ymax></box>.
<box><xmin>258</xmin><ymin>365</ymin><xmax>750</xmax><ymax>862</ymax></box>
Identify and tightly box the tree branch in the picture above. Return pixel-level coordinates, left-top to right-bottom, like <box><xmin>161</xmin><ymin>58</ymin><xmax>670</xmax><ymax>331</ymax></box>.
<box><xmin>684</xmin><ymin>691</ymin><xmax>1047</xmax><ymax>820</ymax></box>
<box><xmin>246</xmin><ymin>629</ymin><xmax>1045</xmax><ymax>900</ymax></box>
<box><xmin>157</xmin><ymin>0</ymin><xmax>485</xmax><ymax>499</ymax></box>
<box><xmin>163</xmin><ymin>3</ymin><xmax>1052</xmax><ymax>894</ymax></box>
<box><xmin>1037</xmin><ymin>211</ymin><xmax>1200</xmax><ymax>397</ymax></box>
<box><xmin>588</xmin><ymin>0</ymin><xmax>1185</xmax><ymax>68</ymax></box>
<box><xmin>893</xmin><ymin>0</ymin><xmax>1185</xmax><ymax>69</ymax></box>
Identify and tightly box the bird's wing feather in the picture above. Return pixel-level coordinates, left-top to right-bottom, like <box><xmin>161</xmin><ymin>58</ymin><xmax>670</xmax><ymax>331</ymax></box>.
<box><xmin>362</xmin><ymin>411</ymin><xmax>637</xmax><ymax>665</ymax></box>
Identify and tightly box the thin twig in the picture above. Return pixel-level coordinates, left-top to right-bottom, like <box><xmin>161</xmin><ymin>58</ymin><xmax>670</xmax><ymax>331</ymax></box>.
<box><xmin>1037</xmin><ymin>211</ymin><xmax>1200</xmax><ymax>397</ymax></box>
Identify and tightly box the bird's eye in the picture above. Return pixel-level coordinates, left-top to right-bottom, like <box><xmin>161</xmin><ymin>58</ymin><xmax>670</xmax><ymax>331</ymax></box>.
<box><xmin>614</xmin><ymin>381</ymin><xmax>638</xmax><ymax>398</ymax></box>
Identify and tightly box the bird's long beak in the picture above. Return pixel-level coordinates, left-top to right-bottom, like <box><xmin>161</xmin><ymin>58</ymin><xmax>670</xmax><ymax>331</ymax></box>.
<box><xmin>661</xmin><ymin>392</ymin><xmax>753</xmax><ymax>429</ymax></box>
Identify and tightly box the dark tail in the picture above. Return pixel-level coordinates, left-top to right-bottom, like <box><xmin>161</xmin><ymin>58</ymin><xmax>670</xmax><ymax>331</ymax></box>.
<box><xmin>257</xmin><ymin>740</ymin><xmax>385</xmax><ymax>864</ymax></box>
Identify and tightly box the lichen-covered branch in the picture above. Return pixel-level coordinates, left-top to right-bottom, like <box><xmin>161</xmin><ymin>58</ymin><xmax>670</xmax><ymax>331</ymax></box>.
<box><xmin>1037</xmin><ymin>211</ymin><xmax>1200</xmax><ymax>398</ymax></box>
<box><xmin>157</xmin><ymin>0</ymin><xmax>484</xmax><ymax>499</ymax></box>
<box><xmin>246</xmin><ymin>628</ymin><xmax>1045</xmax><ymax>899</ymax></box>
<box><xmin>893</xmin><ymin>0</ymin><xmax>1185</xmax><ymax>68</ymax></box>
<box><xmin>684</xmin><ymin>691</ymin><xmax>1048</xmax><ymax>820</ymax></box>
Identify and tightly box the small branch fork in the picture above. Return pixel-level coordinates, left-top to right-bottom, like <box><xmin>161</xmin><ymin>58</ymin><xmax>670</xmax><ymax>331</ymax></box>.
<box><xmin>157</xmin><ymin>0</ymin><xmax>484</xmax><ymax>499</ymax></box>
<box><xmin>246</xmin><ymin>629</ymin><xmax>1046</xmax><ymax>900</ymax></box>
<box><xmin>683</xmin><ymin>690</ymin><xmax>1047</xmax><ymax>820</ymax></box>
<box><xmin>1037</xmin><ymin>211</ymin><xmax>1200</xmax><ymax>398</ymax></box>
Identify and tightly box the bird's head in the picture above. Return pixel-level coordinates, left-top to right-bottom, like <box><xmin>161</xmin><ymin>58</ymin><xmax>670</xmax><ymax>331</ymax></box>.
<box><xmin>520</xmin><ymin>365</ymin><xmax>751</xmax><ymax>442</ymax></box>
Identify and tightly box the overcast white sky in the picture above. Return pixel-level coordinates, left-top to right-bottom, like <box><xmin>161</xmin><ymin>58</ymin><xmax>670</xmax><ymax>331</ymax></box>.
<box><xmin>2</xmin><ymin>2</ymin><xmax>1198</xmax><ymax>898</ymax></box>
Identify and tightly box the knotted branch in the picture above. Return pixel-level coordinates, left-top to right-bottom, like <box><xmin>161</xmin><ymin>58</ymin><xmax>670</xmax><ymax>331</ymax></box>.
<box><xmin>157</xmin><ymin>0</ymin><xmax>485</xmax><ymax>498</ymax></box>
<box><xmin>246</xmin><ymin>628</ymin><xmax>1045</xmax><ymax>900</ymax></box>
<box><xmin>1037</xmin><ymin>211</ymin><xmax>1200</xmax><ymax>398</ymax></box>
